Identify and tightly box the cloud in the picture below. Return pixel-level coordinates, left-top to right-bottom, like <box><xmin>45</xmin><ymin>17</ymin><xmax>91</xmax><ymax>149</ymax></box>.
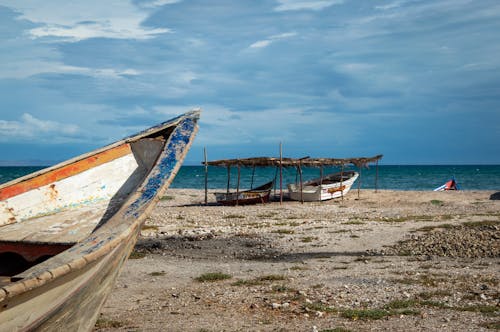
<box><xmin>0</xmin><ymin>113</ymin><xmax>79</xmax><ymax>143</ymax></box>
<box><xmin>136</xmin><ymin>0</ymin><xmax>182</xmax><ymax>9</ymax></box>
<box><xmin>2</xmin><ymin>0</ymin><xmax>170</xmax><ymax>42</ymax></box>
<box><xmin>275</xmin><ymin>0</ymin><xmax>344</xmax><ymax>11</ymax></box>
<box><xmin>0</xmin><ymin>60</ymin><xmax>141</xmax><ymax>80</ymax></box>
<box><xmin>249</xmin><ymin>32</ymin><xmax>297</xmax><ymax>49</ymax></box>
<box><xmin>154</xmin><ymin>105</ymin><xmax>359</xmax><ymax>151</ymax></box>
<box><xmin>66</xmin><ymin>66</ymin><xmax>141</xmax><ymax>79</ymax></box>
<box><xmin>337</xmin><ymin>63</ymin><xmax>375</xmax><ymax>74</ymax></box>
<box><xmin>375</xmin><ymin>1</ymin><xmax>407</xmax><ymax>11</ymax></box>
<box><xmin>1</xmin><ymin>1</ymin><xmax>499</xmax><ymax>164</ymax></box>
<box><xmin>29</xmin><ymin>22</ymin><xmax>168</xmax><ymax>42</ymax></box>
<box><xmin>249</xmin><ymin>40</ymin><xmax>272</xmax><ymax>49</ymax></box>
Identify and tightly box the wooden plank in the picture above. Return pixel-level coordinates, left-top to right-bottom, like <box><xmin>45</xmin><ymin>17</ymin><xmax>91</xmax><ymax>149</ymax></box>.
<box><xmin>0</xmin><ymin>201</ymin><xmax>108</xmax><ymax>243</ymax></box>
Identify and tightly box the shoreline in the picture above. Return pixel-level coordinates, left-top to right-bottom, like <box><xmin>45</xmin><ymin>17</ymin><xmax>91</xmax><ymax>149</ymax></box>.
<box><xmin>96</xmin><ymin>189</ymin><xmax>499</xmax><ymax>331</ymax></box>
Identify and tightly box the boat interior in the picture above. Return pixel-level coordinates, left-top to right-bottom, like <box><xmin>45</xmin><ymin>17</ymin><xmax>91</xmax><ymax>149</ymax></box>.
<box><xmin>0</xmin><ymin>134</ymin><xmax>171</xmax><ymax>283</ymax></box>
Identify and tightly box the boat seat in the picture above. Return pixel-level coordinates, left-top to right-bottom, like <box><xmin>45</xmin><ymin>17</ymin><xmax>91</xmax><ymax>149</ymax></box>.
<box><xmin>0</xmin><ymin>201</ymin><xmax>110</xmax><ymax>265</ymax></box>
<box><xmin>0</xmin><ymin>202</ymin><xmax>110</xmax><ymax>274</ymax></box>
<box><xmin>0</xmin><ymin>201</ymin><xmax>109</xmax><ymax>245</ymax></box>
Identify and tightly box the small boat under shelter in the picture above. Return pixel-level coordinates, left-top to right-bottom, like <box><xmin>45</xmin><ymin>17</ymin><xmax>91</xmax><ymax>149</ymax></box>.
<box><xmin>287</xmin><ymin>170</ymin><xmax>359</xmax><ymax>202</ymax></box>
<box><xmin>214</xmin><ymin>180</ymin><xmax>274</xmax><ymax>206</ymax></box>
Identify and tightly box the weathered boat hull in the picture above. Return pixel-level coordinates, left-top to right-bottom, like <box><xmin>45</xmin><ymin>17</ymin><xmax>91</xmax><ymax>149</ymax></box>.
<box><xmin>0</xmin><ymin>110</ymin><xmax>200</xmax><ymax>331</ymax></box>
<box><xmin>214</xmin><ymin>181</ymin><xmax>273</xmax><ymax>206</ymax></box>
<box><xmin>288</xmin><ymin>171</ymin><xmax>358</xmax><ymax>201</ymax></box>
<box><xmin>2</xmin><ymin>236</ymin><xmax>131</xmax><ymax>331</ymax></box>
<box><xmin>215</xmin><ymin>191</ymin><xmax>271</xmax><ymax>206</ymax></box>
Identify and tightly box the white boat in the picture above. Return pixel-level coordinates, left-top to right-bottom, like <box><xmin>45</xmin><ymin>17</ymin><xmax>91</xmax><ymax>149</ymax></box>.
<box><xmin>287</xmin><ymin>171</ymin><xmax>359</xmax><ymax>201</ymax></box>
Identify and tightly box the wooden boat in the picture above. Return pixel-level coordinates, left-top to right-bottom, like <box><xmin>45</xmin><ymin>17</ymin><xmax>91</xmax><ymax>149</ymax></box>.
<box><xmin>287</xmin><ymin>170</ymin><xmax>359</xmax><ymax>202</ymax></box>
<box><xmin>0</xmin><ymin>110</ymin><xmax>200</xmax><ymax>331</ymax></box>
<box><xmin>214</xmin><ymin>180</ymin><xmax>274</xmax><ymax>206</ymax></box>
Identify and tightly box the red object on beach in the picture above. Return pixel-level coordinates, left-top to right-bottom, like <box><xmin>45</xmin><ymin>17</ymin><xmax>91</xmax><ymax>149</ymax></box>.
<box><xmin>433</xmin><ymin>177</ymin><xmax>459</xmax><ymax>191</ymax></box>
<box><xmin>444</xmin><ymin>179</ymin><xmax>457</xmax><ymax>190</ymax></box>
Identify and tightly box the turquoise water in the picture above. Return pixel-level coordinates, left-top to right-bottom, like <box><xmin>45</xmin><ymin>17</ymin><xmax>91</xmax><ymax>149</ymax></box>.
<box><xmin>2</xmin><ymin>165</ymin><xmax>498</xmax><ymax>191</ymax></box>
<box><xmin>171</xmin><ymin>165</ymin><xmax>500</xmax><ymax>191</ymax></box>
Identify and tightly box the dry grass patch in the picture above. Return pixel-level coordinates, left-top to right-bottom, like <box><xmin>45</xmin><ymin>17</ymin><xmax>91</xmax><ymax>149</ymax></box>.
<box><xmin>304</xmin><ymin>302</ymin><xmax>337</xmax><ymax>313</ymax></box>
<box><xmin>418</xmin><ymin>290</ymin><xmax>453</xmax><ymax>300</ymax></box>
<box><xmin>95</xmin><ymin>317</ymin><xmax>126</xmax><ymax>329</ymax></box>
<box><xmin>392</xmin><ymin>272</ymin><xmax>448</xmax><ymax>287</ymax></box>
<box><xmin>341</xmin><ymin>306</ymin><xmax>420</xmax><ymax>320</ymax></box>
<box><xmin>272</xmin><ymin>229</ymin><xmax>295</xmax><ymax>234</ymax></box>
<box><xmin>329</xmin><ymin>229</ymin><xmax>350</xmax><ymax>234</ymax></box>
<box><xmin>257</xmin><ymin>212</ymin><xmax>278</xmax><ymax>218</ymax></box>
<box><xmin>232</xmin><ymin>274</ymin><xmax>287</xmax><ymax>287</ymax></box>
<box><xmin>319</xmin><ymin>328</ymin><xmax>352</xmax><ymax>332</ymax></box>
<box><xmin>342</xmin><ymin>220</ymin><xmax>365</xmax><ymax>225</ymax></box>
<box><xmin>380</xmin><ymin>215</ymin><xmax>435</xmax><ymax>223</ymax></box>
<box><xmin>479</xmin><ymin>320</ymin><xmax>500</xmax><ymax>330</ymax></box>
<box><xmin>223</xmin><ymin>214</ymin><xmax>246</xmax><ymax>219</ymax></box>
<box><xmin>455</xmin><ymin>304</ymin><xmax>499</xmax><ymax>315</ymax></box>
<box><xmin>258</xmin><ymin>274</ymin><xmax>286</xmax><ymax>281</ymax></box>
<box><xmin>129</xmin><ymin>250</ymin><xmax>146</xmax><ymax>259</ymax></box>
<box><xmin>290</xmin><ymin>265</ymin><xmax>309</xmax><ymax>271</ymax></box>
<box><xmin>301</xmin><ymin>236</ymin><xmax>317</xmax><ymax>243</ymax></box>
<box><xmin>195</xmin><ymin>272</ymin><xmax>232</xmax><ymax>282</ymax></box>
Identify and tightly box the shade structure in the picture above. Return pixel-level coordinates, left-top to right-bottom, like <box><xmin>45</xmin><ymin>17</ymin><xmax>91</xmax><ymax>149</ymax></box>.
<box><xmin>203</xmin><ymin>155</ymin><xmax>383</xmax><ymax>204</ymax></box>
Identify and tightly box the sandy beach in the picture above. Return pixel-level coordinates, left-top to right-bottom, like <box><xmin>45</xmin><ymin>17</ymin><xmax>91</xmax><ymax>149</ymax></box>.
<box><xmin>94</xmin><ymin>189</ymin><xmax>499</xmax><ymax>331</ymax></box>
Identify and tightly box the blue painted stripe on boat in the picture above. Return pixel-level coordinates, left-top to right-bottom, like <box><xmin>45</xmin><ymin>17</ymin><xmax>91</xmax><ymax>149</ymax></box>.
<box><xmin>126</xmin><ymin>116</ymin><xmax>197</xmax><ymax>217</ymax></box>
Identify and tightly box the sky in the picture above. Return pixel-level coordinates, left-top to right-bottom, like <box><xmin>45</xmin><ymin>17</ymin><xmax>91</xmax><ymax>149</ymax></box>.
<box><xmin>0</xmin><ymin>0</ymin><xmax>499</xmax><ymax>166</ymax></box>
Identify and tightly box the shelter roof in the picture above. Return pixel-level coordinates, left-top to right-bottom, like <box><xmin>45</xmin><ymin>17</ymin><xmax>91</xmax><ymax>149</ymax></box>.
<box><xmin>204</xmin><ymin>155</ymin><xmax>383</xmax><ymax>168</ymax></box>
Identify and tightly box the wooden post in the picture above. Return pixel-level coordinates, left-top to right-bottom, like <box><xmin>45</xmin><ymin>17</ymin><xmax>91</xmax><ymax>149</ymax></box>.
<box><xmin>299</xmin><ymin>163</ymin><xmax>303</xmax><ymax>204</ymax></box>
<box><xmin>204</xmin><ymin>147</ymin><xmax>208</xmax><ymax>205</ymax></box>
<box><xmin>251</xmin><ymin>164</ymin><xmax>255</xmax><ymax>189</ymax></box>
<box><xmin>226</xmin><ymin>165</ymin><xmax>231</xmax><ymax>194</ymax></box>
<box><xmin>236</xmin><ymin>163</ymin><xmax>241</xmax><ymax>206</ymax></box>
<box><xmin>319</xmin><ymin>165</ymin><xmax>323</xmax><ymax>202</ymax></box>
<box><xmin>357</xmin><ymin>165</ymin><xmax>362</xmax><ymax>199</ymax></box>
<box><xmin>375</xmin><ymin>160</ymin><xmax>379</xmax><ymax>193</ymax></box>
<box><xmin>273</xmin><ymin>165</ymin><xmax>278</xmax><ymax>197</ymax></box>
<box><xmin>340</xmin><ymin>164</ymin><xmax>344</xmax><ymax>201</ymax></box>
<box><xmin>279</xmin><ymin>142</ymin><xmax>283</xmax><ymax>205</ymax></box>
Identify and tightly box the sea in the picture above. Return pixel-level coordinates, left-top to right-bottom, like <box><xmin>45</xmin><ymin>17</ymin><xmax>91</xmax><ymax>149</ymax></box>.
<box><xmin>1</xmin><ymin>165</ymin><xmax>499</xmax><ymax>191</ymax></box>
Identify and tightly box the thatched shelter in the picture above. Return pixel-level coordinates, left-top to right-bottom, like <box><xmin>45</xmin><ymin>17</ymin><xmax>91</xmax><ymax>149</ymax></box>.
<box><xmin>202</xmin><ymin>154</ymin><xmax>383</xmax><ymax>204</ymax></box>
<box><xmin>204</xmin><ymin>155</ymin><xmax>383</xmax><ymax>168</ymax></box>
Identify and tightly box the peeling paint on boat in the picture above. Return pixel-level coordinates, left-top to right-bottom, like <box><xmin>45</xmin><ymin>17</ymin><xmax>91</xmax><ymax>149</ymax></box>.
<box><xmin>0</xmin><ymin>151</ymin><xmax>138</xmax><ymax>226</ymax></box>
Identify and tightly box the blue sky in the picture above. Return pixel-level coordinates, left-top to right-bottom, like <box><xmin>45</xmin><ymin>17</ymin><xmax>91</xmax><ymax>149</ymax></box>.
<box><xmin>0</xmin><ymin>0</ymin><xmax>499</xmax><ymax>165</ymax></box>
